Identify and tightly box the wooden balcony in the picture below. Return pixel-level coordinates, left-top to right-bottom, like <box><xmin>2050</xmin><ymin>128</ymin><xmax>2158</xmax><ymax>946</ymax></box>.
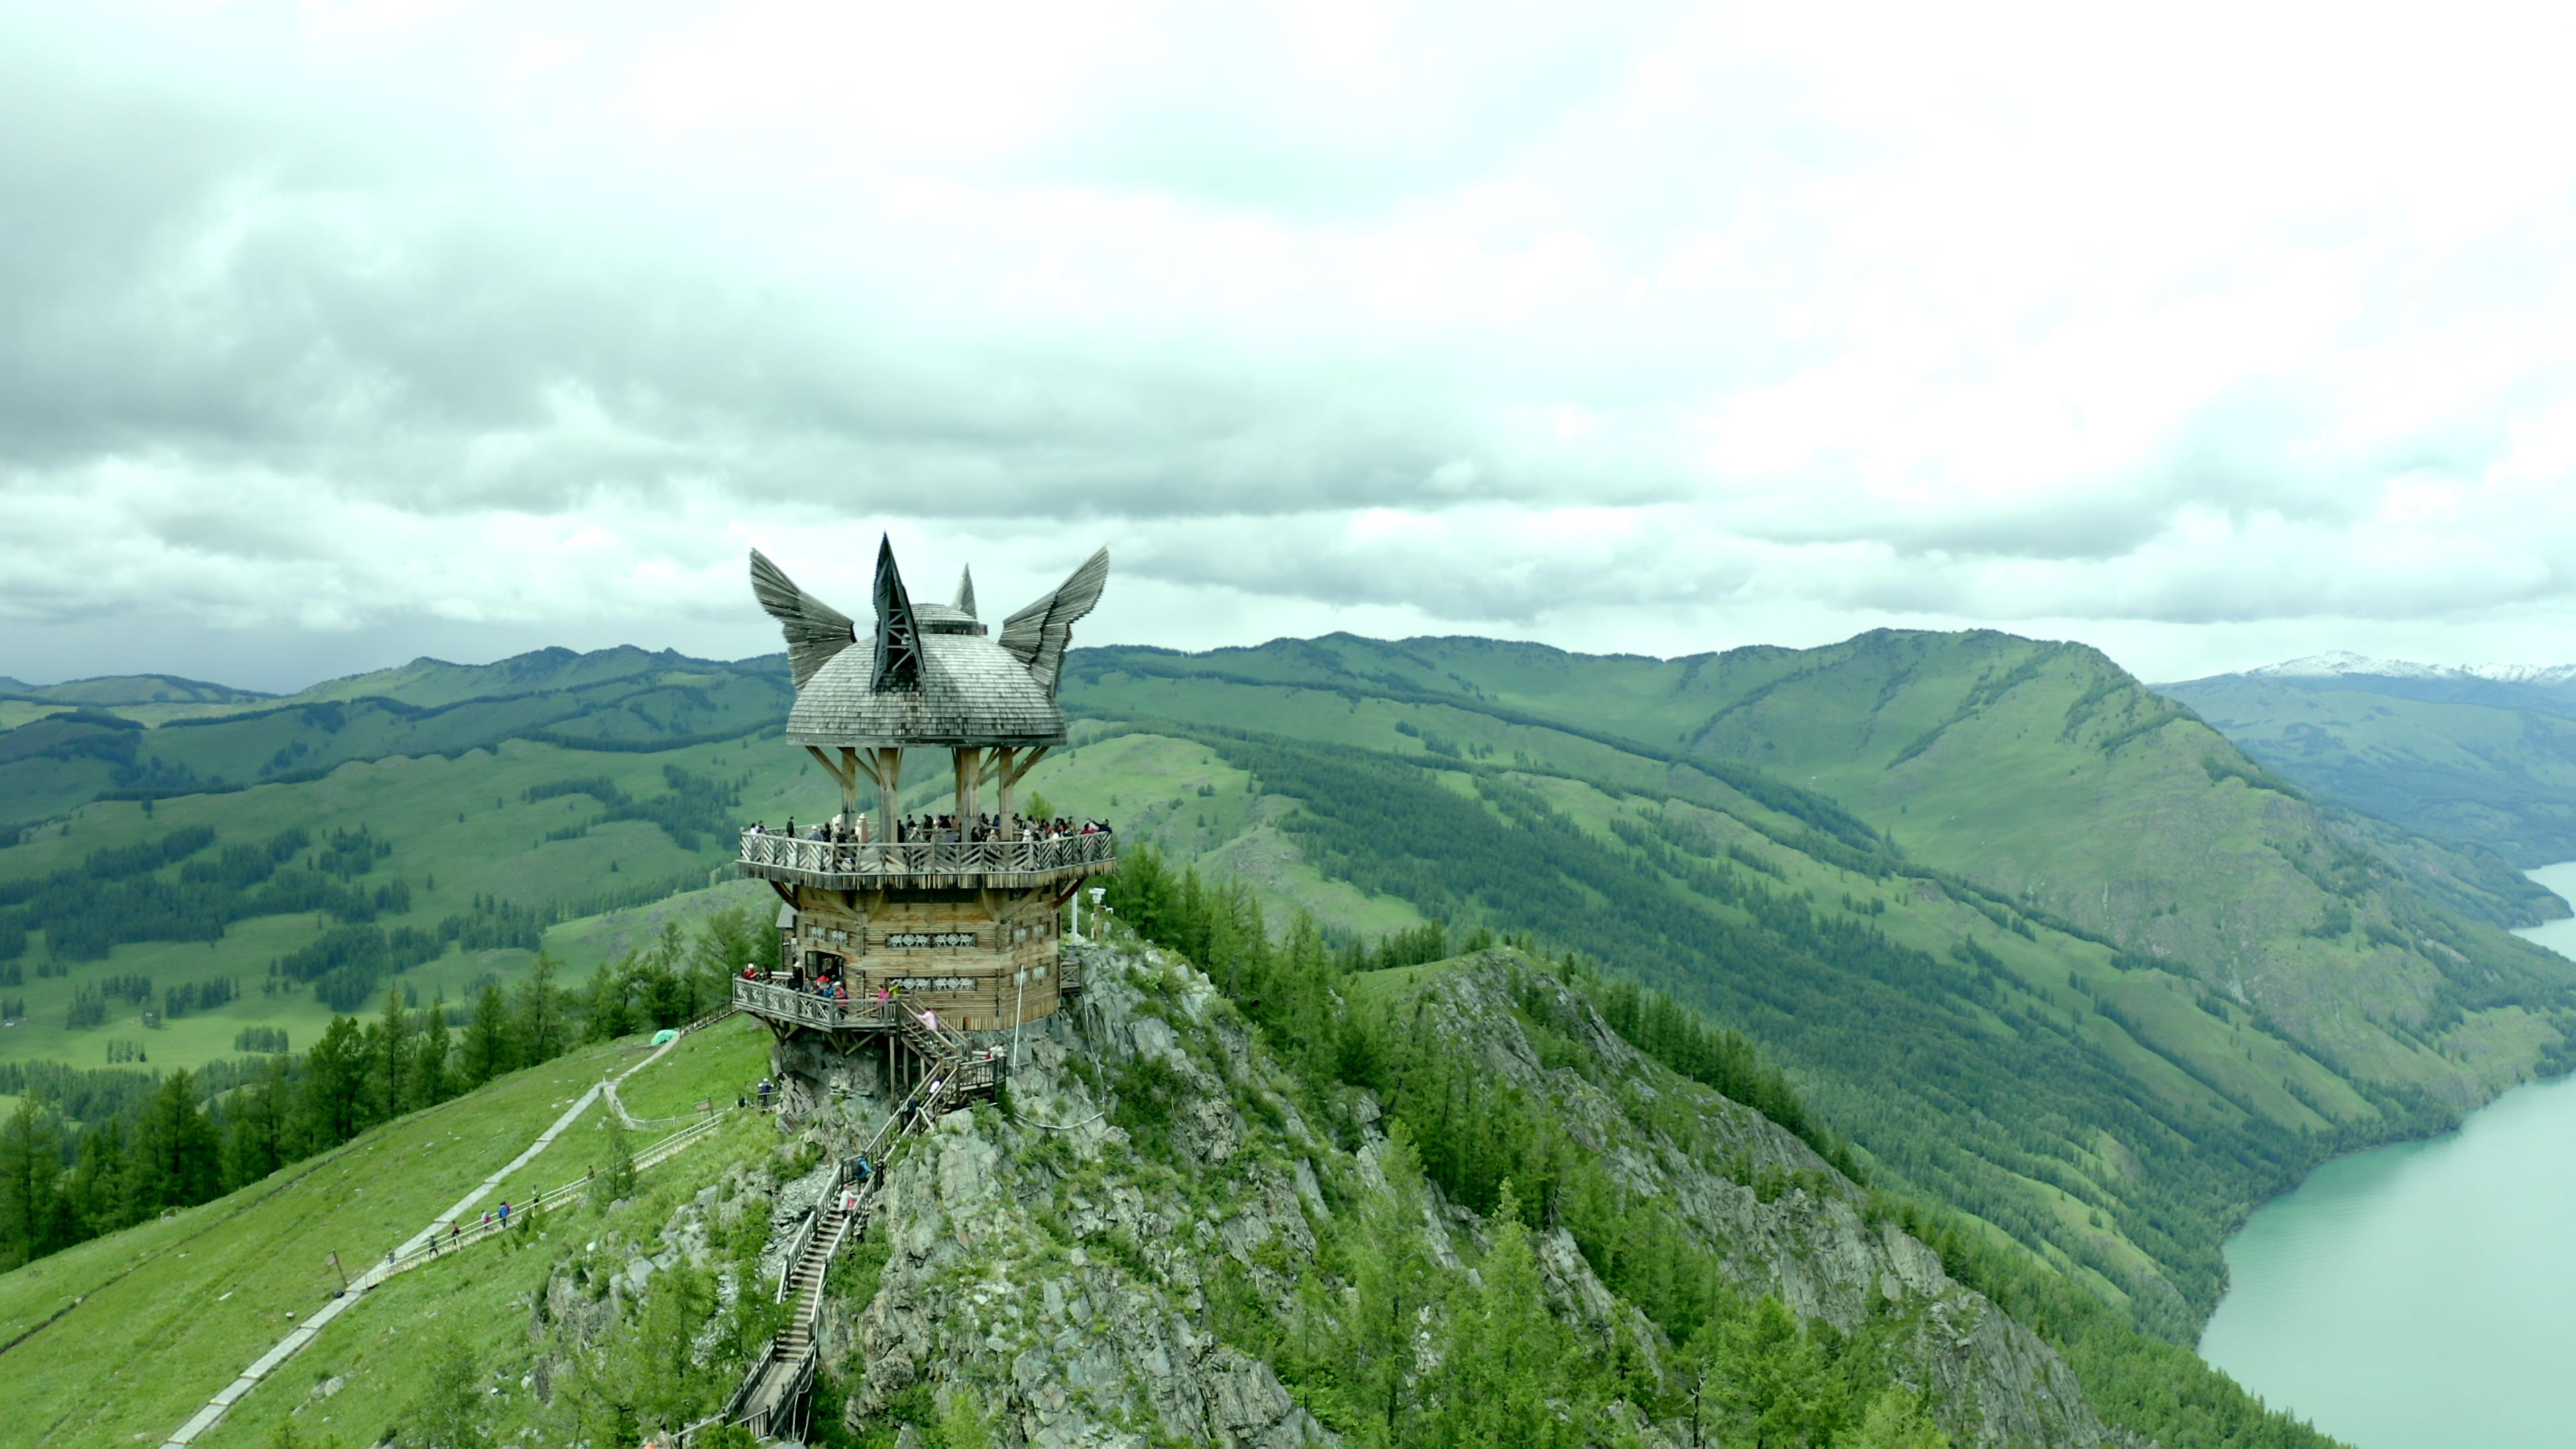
<box><xmin>735</xmin><ymin>828</ymin><xmax>1118</xmax><ymax>892</ymax></box>
<box><xmin>733</xmin><ymin>977</ymin><xmax>1008</xmax><ymax>1094</ymax></box>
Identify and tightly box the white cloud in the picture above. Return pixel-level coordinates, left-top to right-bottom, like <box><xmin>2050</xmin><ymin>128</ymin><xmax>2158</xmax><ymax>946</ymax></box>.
<box><xmin>1</xmin><ymin>0</ymin><xmax>2574</xmax><ymax>691</ymax></box>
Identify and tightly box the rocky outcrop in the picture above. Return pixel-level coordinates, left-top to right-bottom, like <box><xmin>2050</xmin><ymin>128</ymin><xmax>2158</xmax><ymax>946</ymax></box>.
<box><xmin>798</xmin><ymin>943</ymin><xmax>2125</xmax><ymax>1447</ymax></box>
<box><xmin>1417</xmin><ymin>961</ymin><xmax>2112</xmax><ymax>1447</ymax></box>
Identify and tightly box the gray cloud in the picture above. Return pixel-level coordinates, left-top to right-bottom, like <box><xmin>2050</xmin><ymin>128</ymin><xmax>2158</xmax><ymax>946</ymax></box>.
<box><xmin>3</xmin><ymin>1</ymin><xmax>2575</xmax><ymax>689</ymax></box>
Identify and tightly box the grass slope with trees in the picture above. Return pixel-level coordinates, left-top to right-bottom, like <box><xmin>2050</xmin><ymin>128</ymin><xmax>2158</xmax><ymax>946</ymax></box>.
<box><xmin>4</xmin><ymin>899</ymin><xmax>2342</xmax><ymax>1449</ymax></box>
<box><xmin>5</xmin><ymin>629</ymin><xmax>2571</xmax><ymax>1364</ymax></box>
<box><xmin>1046</xmin><ymin>631</ymin><xmax>2576</xmax><ymax>1340</ymax></box>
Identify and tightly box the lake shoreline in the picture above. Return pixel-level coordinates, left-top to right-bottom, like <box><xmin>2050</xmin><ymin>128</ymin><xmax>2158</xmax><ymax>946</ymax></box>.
<box><xmin>2194</xmin><ymin>859</ymin><xmax>2576</xmax><ymax>1448</ymax></box>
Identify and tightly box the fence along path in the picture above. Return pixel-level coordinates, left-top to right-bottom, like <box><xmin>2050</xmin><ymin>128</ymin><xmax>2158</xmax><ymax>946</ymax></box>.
<box><xmin>160</xmin><ymin>1006</ymin><xmax>741</xmax><ymax>1449</ymax></box>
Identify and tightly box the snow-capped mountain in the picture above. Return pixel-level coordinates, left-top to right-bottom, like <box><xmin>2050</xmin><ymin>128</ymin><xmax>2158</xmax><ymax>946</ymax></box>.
<box><xmin>2242</xmin><ymin>651</ymin><xmax>2576</xmax><ymax>686</ymax></box>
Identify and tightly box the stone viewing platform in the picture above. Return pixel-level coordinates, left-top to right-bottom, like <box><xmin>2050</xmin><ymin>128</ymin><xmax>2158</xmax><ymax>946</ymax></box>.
<box><xmin>736</xmin><ymin>827</ymin><xmax>1116</xmax><ymax>891</ymax></box>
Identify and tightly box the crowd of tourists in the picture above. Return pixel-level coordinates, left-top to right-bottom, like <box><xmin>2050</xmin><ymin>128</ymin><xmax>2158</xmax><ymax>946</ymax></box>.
<box><xmin>741</xmin><ymin>961</ymin><xmax>955</xmax><ymax>1030</ymax></box>
<box><xmin>892</xmin><ymin>812</ymin><xmax>1110</xmax><ymax>843</ymax></box>
<box><xmin>743</xmin><ymin>812</ymin><xmax>1113</xmax><ymax>845</ymax></box>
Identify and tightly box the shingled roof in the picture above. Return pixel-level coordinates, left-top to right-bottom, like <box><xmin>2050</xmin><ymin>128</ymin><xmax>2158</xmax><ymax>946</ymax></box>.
<box><xmin>751</xmin><ymin>536</ymin><xmax>1108</xmax><ymax>750</ymax></box>
<box><xmin>787</xmin><ymin>633</ymin><xmax>1068</xmax><ymax>747</ymax></box>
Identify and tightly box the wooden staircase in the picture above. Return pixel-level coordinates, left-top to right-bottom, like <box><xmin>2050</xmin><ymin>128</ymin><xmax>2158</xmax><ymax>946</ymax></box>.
<box><xmin>775</xmin><ymin>1199</ymin><xmax>852</xmax><ymax>1362</ymax></box>
<box><xmin>682</xmin><ymin>1031</ymin><xmax>997</xmax><ymax>1445</ymax></box>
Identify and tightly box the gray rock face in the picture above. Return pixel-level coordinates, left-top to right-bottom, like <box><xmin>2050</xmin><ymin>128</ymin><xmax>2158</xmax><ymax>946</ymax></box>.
<box><xmin>1417</xmin><ymin>961</ymin><xmax>2116</xmax><ymax>1448</ymax></box>
<box><xmin>812</xmin><ymin>943</ymin><xmax>2121</xmax><ymax>1448</ymax></box>
<box><xmin>771</xmin><ymin>1031</ymin><xmax>888</xmax><ymax>1126</ymax></box>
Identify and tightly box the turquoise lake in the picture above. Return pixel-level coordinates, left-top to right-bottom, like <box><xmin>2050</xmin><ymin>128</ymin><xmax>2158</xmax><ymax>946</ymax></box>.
<box><xmin>2196</xmin><ymin>861</ymin><xmax>2576</xmax><ymax>1446</ymax></box>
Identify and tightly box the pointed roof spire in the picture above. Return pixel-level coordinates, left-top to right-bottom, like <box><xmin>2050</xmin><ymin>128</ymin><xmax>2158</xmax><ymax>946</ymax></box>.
<box><xmin>955</xmin><ymin>565</ymin><xmax>977</xmax><ymax>620</ymax></box>
<box><xmin>870</xmin><ymin>535</ymin><xmax>922</xmax><ymax>691</ymax></box>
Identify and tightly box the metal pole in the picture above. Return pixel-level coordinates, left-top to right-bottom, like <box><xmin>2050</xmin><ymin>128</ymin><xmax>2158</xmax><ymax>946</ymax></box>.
<box><xmin>1010</xmin><ymin>967</ymin><xmax>1027</xmax><ymax>1067</ymax></box>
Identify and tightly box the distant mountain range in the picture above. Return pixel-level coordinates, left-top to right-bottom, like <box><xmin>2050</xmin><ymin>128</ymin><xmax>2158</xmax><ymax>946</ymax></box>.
<box><xmin>6</xmin><ymin>629</ymin><xmax>2575</xmax><ymax>1352</ymax></box>
<box><xmin>2162</xmin><ymin>655</ymin><xmax>2576</xmax><ymax>867</ymax></box>
<box><xmin>2237</xmin><ymin>651</ymin><xmax>2576</xmax><ymax>688</ymax></box>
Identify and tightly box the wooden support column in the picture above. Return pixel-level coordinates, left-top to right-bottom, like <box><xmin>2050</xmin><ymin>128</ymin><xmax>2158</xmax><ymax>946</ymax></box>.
<box><xmin>873</xmin><ymin>747</ymin><xmax>904</xmax><ymax>839</ymax></box>
<box><xmin>994</xmin><ymin>747</ymin><xmax>1018</xmax><ymax>836</ymax></box>
<box><xmin>954</xmin><ymin>745</ymin><xmax>995</xmax><ymax>826</ymax></box>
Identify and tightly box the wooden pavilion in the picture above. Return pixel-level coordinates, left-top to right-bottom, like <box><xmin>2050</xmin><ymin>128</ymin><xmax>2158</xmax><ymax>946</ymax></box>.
<box><xmin>731</xmin><ymin>538</ymin><xmax>1116</xmax><ymax>1049</ymax></box>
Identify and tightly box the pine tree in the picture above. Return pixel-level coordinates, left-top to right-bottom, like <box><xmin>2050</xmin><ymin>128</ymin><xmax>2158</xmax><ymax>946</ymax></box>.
<box><xmin>408</xmin><ymin>1002</ymin><xmax>451</xmax><ymax>1108</ymax></box>
<box><xmin>591</xmin><ymin>1123</ymin><xmax>637</xmax><ymax>1210</ymax></box>
<box><xmin>1711</xmin><ymin>1295</ymin><xmax>1843</xmax><ymax>1447</ymax></box>
<box><xmin>515</xmin><ymin>951</ymin><xmax>568</xmax><ymax>1063</ymax></box>
<box><xmin>0</xmin><ymin>1100</ymin><xmax>69</xmax><ymax>1269</ymax></box>
<box><xmin>1344</xmin><ymin>1124</ymin><xmax>1440</xmax><ymax>1443</ymax></box>
<box><xmin>222</xmin><ymin>1055</ymin><xmax>294</xmax><ymax>1189</ymax></box>
<box><xmin>462</xmin><ymin>981</ymin><xmax>512</xmax><ymax>1086</ymax></box>
<box><xmin>66</xmin><ymin>1118</ymin><xmax>126</xmax><ymax>1235</ymax></box>
<box><xmin>935</xmin><ymin>1388</ymin><xmax>996</xmax><ymax>1449</ymax></box>
<box><xmin>585</xmin><ymin>961</ymin><xmax>631</xmax><ymax>1042</ymax></box>
<box><xmin>1845</xmin><ymin>1387</ymin><xmax>1952</xmax><ymax>1449</ymax></box>
<box><xmin>300</xmin><ymin>1016</ymin><xmax>368</xmax><ymax>1150</ymax></box>
<box><xmin>408</xmin><ymin>1330</ymin><xmax>492</xmax><ymax>1449</ymax></box>
<box><xmin>123</xmin><ymin>1070</ymin><xmax>221</xmax><ymax>1215</ymax></box>
<box><xmin>374</xmin><ymin>984</ymin><xmax>414</xmax><ymax>1122</ymax></box>
<box><xmin>1435</xmin><ymin>1181</ymin><xmax>1580</xmax><ymax>1449</ymax></box>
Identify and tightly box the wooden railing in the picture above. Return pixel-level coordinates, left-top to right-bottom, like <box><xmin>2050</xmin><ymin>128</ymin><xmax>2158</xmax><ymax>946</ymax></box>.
<box><xmin>736</xmin><ymin>828</ymin><xmax>1116</xmax><ymax>881</ymax></box>
<box><xmin>729</xmin><ymin>981</ymin><xmax>1009</xmax><ymax>1094</ymax></box>
<box><xmin>382</xmin><ymin>1110</ymin><xmax>732</xmax><ymax>1277</ymax></box>
<box><xmin>682</xmin><ymin>1115</ymin><xmax>935</xmax><ymax>1447</ymax></box>
<box><xmin>733</xmin><ymin>977</ymin><xmax>900</xmax><ymax>1030</ymax></box>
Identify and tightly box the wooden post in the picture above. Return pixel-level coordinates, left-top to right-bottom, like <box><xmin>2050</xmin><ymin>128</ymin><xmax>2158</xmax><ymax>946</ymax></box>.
<box><xmin>995</xmin><ymin>747</ymin><xmax>1018</xmax><ymax>837</ymax></box>
<box><xmin>875</xmin><ymin>747</ymin><xmax>904</xmax><ymax>840</ymax></box>
<box><xmin>950</xmin><ymin>745</ymin><xmax>988</xmax><ymax>826</ymax></box>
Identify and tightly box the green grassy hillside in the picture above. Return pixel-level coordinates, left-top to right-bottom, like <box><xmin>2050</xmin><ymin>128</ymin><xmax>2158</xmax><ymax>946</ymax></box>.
<box><xmin>1041</xmin><ymin>631</ymin><xmax>2576</xmax><ymax>1338</ymax></box>
<box><xmin>6</xmin><ymin>630</ymin><xmax>2570</xmax><ymax>1356</ymax></box>
<box><xmin>3</xmin><ymin>925</ymin><xmax>2348</xmax><ymax>1449</ymax></box>
<box><xmin>0</xmin><ymin>673</ymin><xmax>274</xmax><ymax>708</ymax></box>
<box><xmin>0</xmin><ymin>1019</ymin><xmax>770</xmax><ymax>1447</ymax></box>
<box><xmin>0</xmin><ymin>647</ymin><xmax>795</xmax><ymax>837</ymax></box>
<box><xmin>2163</xmin><ymin>672</ymin><xmax>2576</xmax><ymax>869</ymax></box>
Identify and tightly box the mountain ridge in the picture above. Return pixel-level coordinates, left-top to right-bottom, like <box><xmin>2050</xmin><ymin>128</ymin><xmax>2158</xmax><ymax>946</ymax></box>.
<box><xmin>5</xmin><ymin>627</ymin><xmax>2571</xmax><ymax>1358</ymax></box>
<box><xmin>2161</xmin><ymin>662</ymin><xmax>2576</xmax><ymax>867</ymax></box>
<box><xmin>2227</xmin><ymin>651</ymin><xmax>2576</xmax><ymax>688</ymax></box>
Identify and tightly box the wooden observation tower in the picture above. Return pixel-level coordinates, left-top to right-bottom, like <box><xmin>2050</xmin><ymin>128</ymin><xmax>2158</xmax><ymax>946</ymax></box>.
<box><xmin>730</xmin><ymin>537</ymin><xmax>1114</xmax><ymax>1069</ymax></box>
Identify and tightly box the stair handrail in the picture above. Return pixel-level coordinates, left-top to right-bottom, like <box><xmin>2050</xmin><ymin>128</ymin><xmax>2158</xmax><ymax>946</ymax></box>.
<box><xmin>774</xmin><ymin>1155</ymin><xmax>853</xmax><ymax>1301</ymax></box>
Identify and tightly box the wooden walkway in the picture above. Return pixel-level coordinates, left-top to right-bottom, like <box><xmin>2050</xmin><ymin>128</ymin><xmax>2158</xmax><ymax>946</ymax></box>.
<box><xmin>160</xmin><ymin>1008</ymin><xmax>740</xmax><ymax>1448</ymax></box>
<box><xmin>158</xmin><ymin>988</ymin><xmax>992</xmax><ymax>1449</ymax></box>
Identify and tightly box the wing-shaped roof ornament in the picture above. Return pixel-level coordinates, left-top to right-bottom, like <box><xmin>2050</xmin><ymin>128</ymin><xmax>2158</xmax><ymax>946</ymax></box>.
<box><xmin>749</xmin><ymin>549</ymin><xmax>857</xmax><ymax>691</ymax></box>
<box><xmin>999</xmin><ymin>547</ymin><xmax>1110</xmax><ymax>698</ymax></box>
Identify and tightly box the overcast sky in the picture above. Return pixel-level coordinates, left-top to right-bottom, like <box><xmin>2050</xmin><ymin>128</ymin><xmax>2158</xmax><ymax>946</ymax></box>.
<box><xmin>3</xmin><ymin>1</ymin><xmax>2573</xmax><ymax>693</ymax></box>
